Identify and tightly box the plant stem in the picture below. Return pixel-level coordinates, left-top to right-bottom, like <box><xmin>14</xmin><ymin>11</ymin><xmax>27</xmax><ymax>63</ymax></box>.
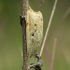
<box><xmin>21</xmin><ymin>0</ymin><xmax>29</xmax><ymax>16</ymax></box>
<box><xmin>21</xmin><ymin>0</ymin><xmax>29</xmax><ymax>70</ymax></box>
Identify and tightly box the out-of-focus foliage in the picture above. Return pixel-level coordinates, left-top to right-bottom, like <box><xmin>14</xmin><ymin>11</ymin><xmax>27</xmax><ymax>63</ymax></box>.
<box><xmin>0</xmin><ymin>0</ymin><xmax>70</xmax><ymax>70</ymax></box>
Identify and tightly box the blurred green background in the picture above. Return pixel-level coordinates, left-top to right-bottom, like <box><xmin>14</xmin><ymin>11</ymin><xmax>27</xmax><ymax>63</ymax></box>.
<box><xmin>0</xmin><ymin>0</ymin><xmax>70</xmax><ymax>70</ymax></box>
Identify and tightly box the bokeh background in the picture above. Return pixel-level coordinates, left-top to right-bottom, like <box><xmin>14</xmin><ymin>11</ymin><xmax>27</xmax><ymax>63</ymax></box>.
<box><xmin>0</xmin><ymin>0</ymin><xmax>70</xmax><ymax>70</ymax></box>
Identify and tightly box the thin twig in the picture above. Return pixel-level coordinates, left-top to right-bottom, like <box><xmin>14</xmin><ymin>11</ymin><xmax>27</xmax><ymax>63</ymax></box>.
<box><xmin>21</xmin><ymin>0</ymin><xmax>29</xmax><ymax>16</ymax></box>
<box><xmin>50</xmin><ymin>38</ymin><xmax>57</xmax><ymax>70</ymax></box>
<box><xmin>21</xmin><ymin>0</ymin><xmax>29</xmax><ymax>70</ymax></box>
<box><xmin>40</xmin><ymin>0</ymin><xmax>58</xmax><ymax>56</ymax></box>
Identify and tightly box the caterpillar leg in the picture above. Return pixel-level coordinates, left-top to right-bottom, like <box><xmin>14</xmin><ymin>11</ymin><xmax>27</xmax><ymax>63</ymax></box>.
<box><xmin>28</xmin><ymin>54</ymin><xmax>43</xmax><ymax>70</ymax></box>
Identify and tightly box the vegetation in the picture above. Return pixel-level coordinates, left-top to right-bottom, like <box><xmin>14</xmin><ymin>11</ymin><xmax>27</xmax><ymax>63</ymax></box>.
<box><xmin>0</xmin><ymin>0</ymin><xmax>70</xmax><ymax>70</ymax></box>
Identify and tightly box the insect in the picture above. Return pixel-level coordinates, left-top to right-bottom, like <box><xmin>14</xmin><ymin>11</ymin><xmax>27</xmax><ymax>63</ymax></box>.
<box><xmin>20</xmin><ymin>6</ymin><xmax>43</xmax><ymax>70</ymax></box>
<box><xmin>26</xmin><ymin>6</ymin><xmax>43</xmax><ymax>58</ymax></box>
<box><xmin>26</xmin><ymin>6</ymin><xmax>43</xmax><ymax>69</ymax></box>
<box><xmin>28</xmin><ymin>54</ymin><xmax>43</xmax><ymax>70</ymax></box>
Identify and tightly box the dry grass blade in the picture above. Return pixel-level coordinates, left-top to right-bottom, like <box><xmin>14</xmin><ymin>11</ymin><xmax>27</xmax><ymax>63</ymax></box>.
<box><xmin>50</xmin><ymin>38</ymin><xmax>57</xmax><ymax>70</ymax></box>
<box><xmin>61</xmin><ymin>7</ymin><xmax>70</xmax><ymax>21</ymax></box>
<box><xmin>51</xmin><ymin>6</ymin><xmax>70</xmax><ymax>33</ymax></box>
<box><xmin>40</xmin><ymin>0</ymin><xmax>58</xmax><ymax>56</ymax></box>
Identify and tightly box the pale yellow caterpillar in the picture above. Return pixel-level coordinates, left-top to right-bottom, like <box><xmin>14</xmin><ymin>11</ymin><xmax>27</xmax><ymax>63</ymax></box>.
<box><xmin>26</xmin><ymin>6</ymin><xmax>43</xmax><ymax>58</ymax></box>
